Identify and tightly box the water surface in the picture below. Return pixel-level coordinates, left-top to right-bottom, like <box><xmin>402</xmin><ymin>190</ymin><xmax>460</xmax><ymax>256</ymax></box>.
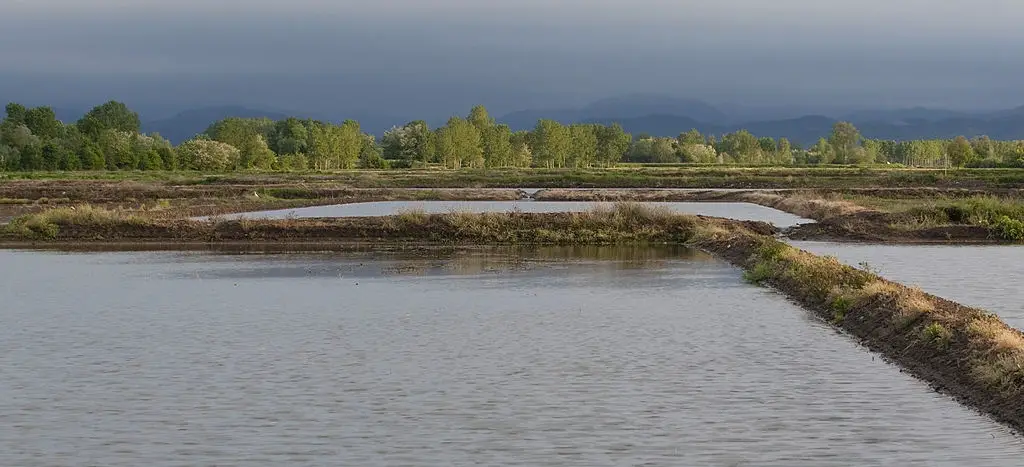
<box><xmin>0</xmin><ymin>247</ymin><xmax>1020</xmax><ymax>466</ymax></box>
<box><xmin>791</xmin><ymin>242</ymin><xmax>1024</xmax><ymax>330</ymax></box>
<box><xmin>214</xmin><ymin>200</ymin><xmax>808</xmax><ymax>227</ymax></box>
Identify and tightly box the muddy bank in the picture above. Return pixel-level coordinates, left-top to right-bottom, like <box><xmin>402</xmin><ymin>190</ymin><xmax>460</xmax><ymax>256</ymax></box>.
<box><xmin>694</xmin><ymin>232</ymin><xmax>1024</xmax><ymax>432</ymax></box>
<box><xmin>783</xmin><ymin>220</ymin><xmax>996</xmax><ymax>243</ymax></box>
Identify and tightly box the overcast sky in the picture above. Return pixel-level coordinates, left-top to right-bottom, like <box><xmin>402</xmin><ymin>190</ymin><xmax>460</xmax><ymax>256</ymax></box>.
<box><xmin>1</xmin><ymin>0</ymin><xmax>1022</xmax><ymax>119</ymax></box>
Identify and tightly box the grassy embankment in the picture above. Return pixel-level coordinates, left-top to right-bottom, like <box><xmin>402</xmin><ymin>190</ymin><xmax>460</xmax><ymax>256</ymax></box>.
<box><xmin>4</xmin><ymin>202</ymin><xmax>1023</xmax><ymax>430</ymax></box>
<box><xmin>0</xmin><ymin>203</ymin><xmax>774</xmax><ymax>244</ymax></box>
<box><xmin>744</xmin><ymin>191</ymin><xmax>1024</xmax><ymax>242</ymax></box>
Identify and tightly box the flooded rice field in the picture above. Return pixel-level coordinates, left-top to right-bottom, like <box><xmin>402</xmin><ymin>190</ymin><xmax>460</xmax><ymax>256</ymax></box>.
<box><xmin>0</xmin><ymin>246</ymin><xmax>1020</xmax><ymax>466</ymax></box>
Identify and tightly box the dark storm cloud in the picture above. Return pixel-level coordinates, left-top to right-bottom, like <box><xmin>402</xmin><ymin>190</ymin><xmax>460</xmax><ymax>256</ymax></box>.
<box><xmin>1</xmin><ymin>0</ymin><xmax>1023</xmax><ymax>118</ymax></box>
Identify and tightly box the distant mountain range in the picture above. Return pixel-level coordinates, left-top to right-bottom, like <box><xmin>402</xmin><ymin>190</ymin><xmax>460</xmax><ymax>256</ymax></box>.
<box><xmin>499</xmin><ymin>94</ymin><xmax>730</xmax><ymax>130</ymax></box>
<box><xmin>24</xmin><ymin>94</ymin><xmax>1024</xmax><ymax>145</ymax></box>
<box><xmin>581</xmin><ymin>111</ymin><xmax>1024</xmax><ymax>146</ymax></box>
<box><xmin>143</xmin><ymin>106</ymin><xmax>290</xmax><ymax>143</ymax></box>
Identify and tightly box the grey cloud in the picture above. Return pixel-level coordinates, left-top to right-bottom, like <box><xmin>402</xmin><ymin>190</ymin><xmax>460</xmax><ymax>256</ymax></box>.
<box><xmin>1</xmin><ymin>0</ymin><xmax>1023</xmax><ymax>120</ymax></box>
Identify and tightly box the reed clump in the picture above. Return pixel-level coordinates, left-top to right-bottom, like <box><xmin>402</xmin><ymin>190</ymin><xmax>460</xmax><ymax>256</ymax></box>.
<box><xmin>5</xmin><ymin>205</ymin><xmax>149</xmax><ymax>240</ymax></box>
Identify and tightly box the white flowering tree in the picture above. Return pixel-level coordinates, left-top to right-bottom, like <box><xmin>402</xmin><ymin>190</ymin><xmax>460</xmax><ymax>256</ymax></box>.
<box><xmin>177</xmin><ymin>138</ymin><xmax>241</xmax><ymax>171</ymax></box>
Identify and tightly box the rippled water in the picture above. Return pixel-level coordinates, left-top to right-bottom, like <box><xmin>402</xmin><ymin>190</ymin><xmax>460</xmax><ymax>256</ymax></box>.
<box><xmin>1</xmin><ymin>247</ymin><xmax>1021</xmax><ymax>466</ymax></box>
<box><xmin>790</xmin><ymin>242</ymin><xmax>1024</xmax><ymax>330</ymax></box>
<box><xmin>214</xmin><ymin>200</ymin><xmax>809</xmax><ymax>228</ymax></box>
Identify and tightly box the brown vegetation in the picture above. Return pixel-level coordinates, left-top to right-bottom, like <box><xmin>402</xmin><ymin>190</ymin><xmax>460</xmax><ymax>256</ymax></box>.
<box><xmin>0</xmin><ymin>202</ymin><xmax>775</xmax><ymax>244</ymax></box>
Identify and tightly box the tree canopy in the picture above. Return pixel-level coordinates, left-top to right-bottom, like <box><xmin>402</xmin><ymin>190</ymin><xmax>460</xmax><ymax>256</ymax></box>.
<box><xmin>3</xmin><ymin>101</ymin><xmax>1023</xmax><ymax>172</ymax></box>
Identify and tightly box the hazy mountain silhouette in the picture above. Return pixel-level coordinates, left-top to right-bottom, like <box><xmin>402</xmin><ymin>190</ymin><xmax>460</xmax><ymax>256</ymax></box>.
<box><xmin>499</xmin><ymin>94</ymin><xmax>727</xmax><ymax>131</ymax></box>
<box><xmin>587</xmin><ymin>112</ymin><xmax>1024</xmax><ymax>146</ymax></box>
<box><xmin>841</xmin><ymin>107</ymin><xmax>975</xmax><ymax>124</ymax></box>
<box><xmin>104</xmin><ymin>94</ymin><xmax>1024</xmax><ymax>146</ymax></box>
<box><xmin>143</xmin><ymin>106</ymin><xmax>290</xmax><ymax>143</ymax></box>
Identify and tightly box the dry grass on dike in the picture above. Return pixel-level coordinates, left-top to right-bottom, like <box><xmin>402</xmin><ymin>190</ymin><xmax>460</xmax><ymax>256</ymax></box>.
<box><xmin>737</xmin><ymin>236</ymin><xmax>1024</xmax><ymax>397</ymax></box>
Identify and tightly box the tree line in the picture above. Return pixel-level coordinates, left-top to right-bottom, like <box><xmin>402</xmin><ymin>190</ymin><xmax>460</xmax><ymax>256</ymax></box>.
<box><xmin>2</xmin><ymin>101</ymin><xmax>1023</xmax><ymax>172</ymax></box>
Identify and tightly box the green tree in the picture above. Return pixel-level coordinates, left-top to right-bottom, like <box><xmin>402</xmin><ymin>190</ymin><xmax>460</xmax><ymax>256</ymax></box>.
<box><xmin>678</xmin><ymin>129</ymin><xmax>705</xmax><ymax>146</ymax></box>
<box><xmin>862</xmin><ymin>139</ymin><xmax>882</xmax><ymax>164</ymax></box>
<box><xmin>0</xmin><ymin>144</ymin><xmax>15</xmax><ymax>171</ymax></box>
<box><xmin>627</xmin><ymin>138</ymin><xmax>653</xmax><ymax>163</ymax></box>
<box><xmin>758</xmin><ymin>137</ymin><xmax>777</xmax><ymax>158</ymax></box>
<box><xmin>247</xmin><ymin>135</ymin><xmax>276</xmax><ymax>169</ymax></box>
<box><xmin>78</xmin><ymin>101</ymin><xmax>140</xmax><ymax>137</ymax></box>
<box><xmin>719</xmin><ymin>130</ymin><xmax>761</xmax><ymax>163</ymax></box>
<box><xmin>82</xmin><ymin>141</ymin><xmax>106</xmax><ymax>170</ymax></box>
<box><xmin>307</xmin><ymin>122</ymin><xmax>339</xmax><ymax>170</ymax></box>
<box><xmin>530</xmin><ymin>120</ymin><xmax>570</xmax><ymax>168</ymax></box>
<box><xmin>359</xmin><ymin>133</ymin><xmax>388</xmax><ymax>169</ymax></box>
<box><xmin>24</xmin><ymin>106</ymin><xmax>62</xmax><ymax>140</ymax></box>
<box><xmin>650</xmin><ymin>137</ymin><xmax>678</xmax><ymax>163</ymax></box>
<box><xmin>307</xmin><ymin>120</ymin><xmax>362</xmax><ymax>170</ymax></box>
<box><xmin>775</xmin><ymin>138</ymin><xmax>793</xmax><ymax>164</ymax></box>
<box><xmin>947</xmin><ymin>136</ymin><xmax>975</xmax><ymax>167</ymax></box>
<box><xmin>59</xmin><ymin>146</ymin><xmax>83</xmax><ymax>170</ymax></box>
<box><xmin>435</xmin><ymin>117</ymin><xmax>483</xmax><ymax>169</ymax></box>
<box><xmin>157</xmin><ymin>145</ymin><xmax>179</xmax><ymax>170</ymax></box>
<box><xmin>382</xmin><ymin>120</ymin><xmax>432</xmax><ymax>162</ymax></box>
<box><xmin>40</xmin><ymin>142</ymin><xmax>62</xmax><ymax>170</ymax></box>
<box><xmin>811</xmin><ymin>138</ymin><xmax>834</xmax><ymax>165</ymax></box>
<box><xmin>828</xmin><ymin>121</ymin><xmax>861</xmax><ymax>164</ymax></box>
<box><xmin>3</xmin><ymin>103</ymin><xmax>27</xmax><ymax>126</ymax></box>
<box><xmin>971</xmin><ymin>136</ymin><xmax>994</xmax><ymax>161</ymax></box>
<box><xmin>510</xmin><ymin>131</ymin><xmax>533</xmax><ymax>167</ymax></box>
<box><xmin>177</xmin><ymin>138</ymin><xmax>241</xmax><ymax>170</ymax></box>
<box><xmin>483</xmin><ymin>124</ymin><xmax>513</xmax><ymax>167</ymax></box>
<box><xmin>96</xmin><ymin>130</ymin><xmax>132</xmax><ymax>169</ymax></box>
<box><xmin>683</xmin><ymin>144</ymin><xmax>718</xmax><ymax>164</ymax></box>
<box><xmin>18</xmin><ymin>144</ymin><xmax>43</xmax><ymax>171</ymax></box>
<box><xmin>567</xmin><ymin>124</ymin><xmax>598</xmax><ymax>167</ymax></box>
<box><xmin>271</xmin><ymin>118</ymin><xmax>308</xmax><ymax>155</ymax></box>
<box><xmin>337</xmin><ymin>120</ymin><xmax>364</xmax><ymax>169</ymax></box>
<box><xmin>5</xmin><ymin>124</ymin><xmax>39</xmax><ymax>150</ymax></box>
<box><xmin>467</xmin><ymin>105</ymin><xmax>494</xmax><ymax>131</ymax></box>
<box><xmin>595</xmin><ymin>124</ymin><xmax>631</xmax><ymax>166</ymax></box>
<box><xmin>205</xmin><ymin>117</ymin><xmax>277</xmax><ymax>168</ymax></box>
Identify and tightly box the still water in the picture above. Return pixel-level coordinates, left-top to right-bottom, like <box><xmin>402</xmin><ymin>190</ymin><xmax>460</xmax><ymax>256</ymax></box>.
<box><xmin>0</xmin><ymin>247</ymin><xmax>1021</xmax><ymax>466</ymax></box>
<box><xmin>790</xmin><ymin>242</ymin><xmax>1024</xmax><ymax>331</ymax></box>
<box><xmin>213</xmin><ymin>201</ymin><xmax>809</xmax><ymax>228</ymax></box>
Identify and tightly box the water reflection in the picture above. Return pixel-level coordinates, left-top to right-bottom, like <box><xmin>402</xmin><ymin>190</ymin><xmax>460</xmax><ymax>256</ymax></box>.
<box><xmin>1</xmin><ymin>248</ymin><xmax>1022</xmax><ymax>466</ymax></box>
<box><xmin>145</xmin><ymin>245</ymin><xmax>716</xmax><ymax>280</ymax></box>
